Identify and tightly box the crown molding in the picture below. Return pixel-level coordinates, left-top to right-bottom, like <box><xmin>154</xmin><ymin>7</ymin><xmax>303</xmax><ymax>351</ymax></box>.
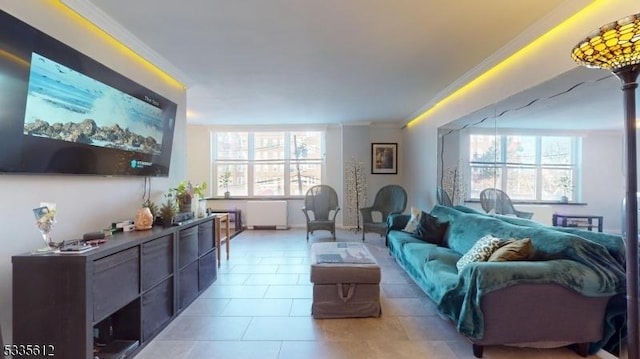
<box><xmin>60</xmin><ymin>0</ymin><xmax>194</xmax><ymax>87</ymax></box>
<box><xmin>404</xmin><ymin>0</ymin><xmax>595</xmax><ymax>125</ymax></box>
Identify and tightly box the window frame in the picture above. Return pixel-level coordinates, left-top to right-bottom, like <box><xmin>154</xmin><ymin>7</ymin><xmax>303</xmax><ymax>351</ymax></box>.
<box><xmin>466</xmin><ymin>129</ymin><xmax>581</xmax><ymax>202</ymax></box>
<box><xmin>212</xmin><ymin>130</ymin><xmax>325</xmax><ymax>198</ymax></box>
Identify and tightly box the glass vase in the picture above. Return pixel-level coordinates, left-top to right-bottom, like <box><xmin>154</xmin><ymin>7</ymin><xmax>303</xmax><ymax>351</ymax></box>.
<box><xmin>35</xmin><ymin>218</ymin><xmax>59</xmax><ymax>253</ymax></box>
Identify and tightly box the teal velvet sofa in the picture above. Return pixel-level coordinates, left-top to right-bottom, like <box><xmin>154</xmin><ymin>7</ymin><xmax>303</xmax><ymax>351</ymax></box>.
<box><xmin>386</xmin><ymin>205</ymin><xmax>626</xmax><ymax>358</ymax></box>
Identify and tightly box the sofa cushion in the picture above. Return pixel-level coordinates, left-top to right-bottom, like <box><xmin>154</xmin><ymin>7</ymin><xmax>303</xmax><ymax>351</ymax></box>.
<box><xmin>413</xmin><ymin>211</ymin><xmax>448</xmax><ymax>245</ymax></box>
<box><xmin>488</xmin><ymin>238</ymin><xmax>533</xmax><ymax>262</ymax></box>
<box><xmin>403</xmin><ymin>206</ymin><xmax>422</xmax><ymax>232</ymax></box>
<box><xmin>402</xmin><ymin>242</ymin><xmax>460</xmax><ymax>294</ymax></box>
<box><xmin>456</xmin><ymin>234</ymin><xmax>504</xmax><ymax>271</ymax></box>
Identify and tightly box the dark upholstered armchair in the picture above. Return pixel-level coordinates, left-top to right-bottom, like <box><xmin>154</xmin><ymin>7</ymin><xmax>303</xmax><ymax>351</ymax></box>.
<box><xmin>302</xmin><ymin>185</ymin><xmax>340</xmax><ymax>241</ymax></box>
<box><xmin>479</xmin><ymin>188</ymin><xmax>534</xmax><ymax>219</ymax></box>
<box><xmin>360</xmin><ymin>185</ymin><xmax>407</xmax><ymax>241</ymax></box>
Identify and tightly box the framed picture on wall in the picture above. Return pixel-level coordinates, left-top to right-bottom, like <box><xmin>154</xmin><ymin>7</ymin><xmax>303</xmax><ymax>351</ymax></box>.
<box><xmin>371</xmin><ymin>143</ymin><xmax>397</xmax><ymax>174</ymax></box>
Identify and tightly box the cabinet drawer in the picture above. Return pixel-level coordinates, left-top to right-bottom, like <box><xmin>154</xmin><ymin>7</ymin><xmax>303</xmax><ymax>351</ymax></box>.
<box><xmin>142</xmin><ymin>279</ymin><xmax>173</xmax><ymax>341</ymax></box>
<box><xmin>178</xmin><ymin>226</ymin><xmax>198</xmax><ymax>269</ymax></box>
<box><xmin>198</xmin><ymin>249</ymin><xmax>217</xmax><ymax>290</ymax></box>
<box><xmin>198</xmin><ymin>220</ymin><xmax>214</xmax><ymax>255</ymax></box>
<box><xmin>142</xmin><ymin>235</ymin><xmax>174</xmax><ymax>291</ymax></box>
<box><xmin>93</xmin><ymin>247</ymin><xmax>140</xmax><ymax>321</ymax></box>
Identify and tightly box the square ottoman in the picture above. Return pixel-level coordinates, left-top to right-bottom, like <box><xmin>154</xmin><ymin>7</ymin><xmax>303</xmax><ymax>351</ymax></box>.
<box><xmin>310</xmin><ymin>242</ymin><xmax>381</xmax><ymax>319</ymax></box>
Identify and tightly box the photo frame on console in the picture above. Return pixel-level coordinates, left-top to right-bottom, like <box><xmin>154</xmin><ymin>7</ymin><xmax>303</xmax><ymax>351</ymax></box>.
<box><xmin>371</xmin><ymin>143</ymin><xmax>397</xmax><ymax>174</ymax></box>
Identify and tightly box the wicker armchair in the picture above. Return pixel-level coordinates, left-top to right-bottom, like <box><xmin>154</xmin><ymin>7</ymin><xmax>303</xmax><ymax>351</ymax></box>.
<box><xmin>302</xmin><ymin>185</ymin><xmax>340</xmax><ymax>241</ymax></box>
<box><xmin>360</xmin><ymin>185</ymin><xmax>407</xmax><ymax>241</ymax></box>
<box><xmin>479</xmin><ymin>188</ymin><xmax>534</xmax><ymax>219</ymax></box>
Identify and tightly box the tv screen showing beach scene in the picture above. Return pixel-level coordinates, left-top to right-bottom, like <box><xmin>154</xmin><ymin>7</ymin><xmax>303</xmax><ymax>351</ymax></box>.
<box><xmin>23</xmin><ymin>52</ymin><xmax>167</xmax><ymax>156</ymax></box>
<box><xmin>0</xmin><ymin>9</ymin><xmax>176</xmax><ymax>177</ymax></box>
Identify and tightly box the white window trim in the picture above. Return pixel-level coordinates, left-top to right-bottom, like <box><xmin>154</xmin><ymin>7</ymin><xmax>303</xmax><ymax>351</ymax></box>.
<box><xmin>212</xmin><ymin>130</ymin><xmax>326</xmax><ymax>198</ymax></box>
<box><xmin>465</xmin><ymin>129</ymin><xmax>582</xmax><ymax>202</ymax></box>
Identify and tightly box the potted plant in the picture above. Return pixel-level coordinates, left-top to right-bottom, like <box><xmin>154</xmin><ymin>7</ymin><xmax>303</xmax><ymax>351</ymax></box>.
<box><xmin>170</xmin><ymin>180</ymin><xmax>208</xmax><ymax>213</ymax></box>
<box><xmin>219</xmin><ymin>172</ymin><xmax>232</xmax><ymax>198</ymax></box>
<box><xmin>558</xmin><ymin>175</ymin><xmax>573</xmax><ymax>203</ymax></box>
<box><xmin>159</xmin><ymin>195</ymin><xmax>177</xmax><ymax>227</ymax></box>
<box><xmin>142</xmin><ymin>199</ymin><xmax>159</xmax><ymax>221</ymax></box>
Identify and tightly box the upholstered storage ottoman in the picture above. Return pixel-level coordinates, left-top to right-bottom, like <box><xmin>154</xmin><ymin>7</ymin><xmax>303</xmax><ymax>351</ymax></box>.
<box><xmin>310</xmin><ymin>242</ymin><xmax>381</xmax><ymax>319</ymax></box>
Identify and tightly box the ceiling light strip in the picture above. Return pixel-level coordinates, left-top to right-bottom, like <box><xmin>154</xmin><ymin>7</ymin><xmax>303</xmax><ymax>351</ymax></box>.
<box><xmin>406</xmin><ymin>0</ymin><xmax>604</xmax><ymax>128</ymax></box>
<box><xmin>50</xmin><ymin>0</ymin><xmax>185</xmax><ymax>90</ymax></box>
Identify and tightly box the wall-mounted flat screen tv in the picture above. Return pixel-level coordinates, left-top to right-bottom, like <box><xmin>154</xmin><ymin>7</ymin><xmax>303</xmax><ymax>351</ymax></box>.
<box><xmin>0</xmin><ymin>10</ymin><xmax>177</xmax><ymax>177</ymax></box>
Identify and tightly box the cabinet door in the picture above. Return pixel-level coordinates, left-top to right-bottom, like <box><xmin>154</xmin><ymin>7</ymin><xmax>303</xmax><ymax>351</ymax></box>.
<box><xmin>93</xmin><ymin>247</ymin><xmax>140</xmax><ymax>321</ymax></box>
<box><xmin>199</xmin><ymin>249</ymin><xmax>217</xmax><ymax>290</ymax></box>
<box><xmin>178</xmin><ymin>226</ymin><xmax>198</xmax><ymax>269</ymax></box>
<box><xmin>142</xmin><ymin>234</ymin><xmax>174</xmax><ymax>291</ymax></box>
<box><xmin>179</xmin><ymin>261</ymin><xmax>199</xmax><ymax>309</ymax></box>
<box><xmin>198</xmin><ymin>220</ymin><xmax>214</xmax><ymax>255</ymax></box>
<box><xmin>142</xmin><ymin>279</ymin><xmax>173</xmax><ymax>341</ymax></box>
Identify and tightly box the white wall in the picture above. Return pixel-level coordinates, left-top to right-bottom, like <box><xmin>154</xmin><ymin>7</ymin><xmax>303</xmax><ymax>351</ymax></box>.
<box><xmin>0</xmin><ymin>2</ymin><xmax>188</xmax><ymax>342</ymax></box>
<box><xmin>188</xmin><ymin>123</ymin><xmax>402</xmax><ymax>229</ymax></box>
<box><xmin>403</xmin><ymin>0</ymin><xmax>638</xmax><ymax>228</ymax></box>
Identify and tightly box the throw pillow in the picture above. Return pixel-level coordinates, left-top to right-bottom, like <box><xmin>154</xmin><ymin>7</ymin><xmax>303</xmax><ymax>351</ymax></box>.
<box><xmin>488</xmin><ymin>238</ymin><xmax>533</xmax><ymax>262</ymax></box>
<box><xmin>414</xmin><ymin>212</ymin><xmax>448</xmax><ymax>245</ymax></box>
<box><xmin>403</xmin><ymin>206</ymin><xmax>423</xmax><ymax>233</ymax></box>
<box><xmin>456</xmin><ymin>234</ymin><xmax>504</xmax><ymax>272</ymax></box>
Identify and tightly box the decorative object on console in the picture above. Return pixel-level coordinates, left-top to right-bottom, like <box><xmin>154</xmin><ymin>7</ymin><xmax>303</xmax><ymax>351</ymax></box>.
<box><xmin>142</xmin><ymin>199</ymin><xmax>158</xmax><ymax>222</ymax></box>
<box><xmin>32</xmin><ymin>202</ymin><xmax>61</xmax><ymax>253</ymax></box>
<box><xmin>572</xmin><ymin>12</ymin><xmax>640</xmax><ymax>359</ymax></box>
<box><xmin>134</xmin><ymin>207</ymin><xmax>153</xmax><ymax>230</ymax></box>
<box><xmin>170</xmin><ymin>180</ymin><xmax>207</xmax><ymax>213</ymax></box>
<box><xmin>159</xmin><ymin>195</ymin><xmax>177</xmax><ymax>228</ymax></box>
<box><xmin>371</xmin><ymin>143</ymin><xmax>398</xmax><ymax>174</ymax></box>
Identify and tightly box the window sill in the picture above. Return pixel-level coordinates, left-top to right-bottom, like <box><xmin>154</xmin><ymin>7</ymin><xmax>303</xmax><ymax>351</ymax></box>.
<box><xmin>204</xmin><ymin>196</ymin><xmax>305</xmax><ymax>201</ymax></box>
<box><xmin>465</xmin><ymin>200</ymin><xmax>587</xmax><ymax>206</ymax></box>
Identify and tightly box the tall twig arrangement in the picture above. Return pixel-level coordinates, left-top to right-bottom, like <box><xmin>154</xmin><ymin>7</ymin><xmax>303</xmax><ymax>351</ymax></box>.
<box><xmin>442</xmin><ymin>165</ymin><xmax>465</xmax><ymax>205</ymax></box>
<box><xmin>344</xmin><ymin>158</ymin><xmax>367</xmax><ymax>231</ymax></box>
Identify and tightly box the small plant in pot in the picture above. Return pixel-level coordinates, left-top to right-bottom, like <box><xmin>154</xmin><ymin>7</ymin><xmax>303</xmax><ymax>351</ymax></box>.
<box><xmin>219</xmin><ymin>171</ymin><xmax>232</xmax><ymax>198</ymax></box>
<box><xmin>159</xmin><ymin>195</ymin><xmax>178</xmax><ymax>227</ymax></box>
<box><xmin>170</xmin><ymin>180</ymin><xmax>207</xmax><ymax>213</ymax></box>
<box><xmin>558</xmin><ymin>175</ymin><xmax>573</xmax><ymax>203</ymax></box>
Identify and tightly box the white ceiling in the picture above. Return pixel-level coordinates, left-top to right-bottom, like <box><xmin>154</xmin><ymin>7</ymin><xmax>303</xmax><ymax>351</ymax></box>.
<box><xmin>67</xmin><ymin>0</ymin><xmax>579</xmax><ymax>126</ymax></box>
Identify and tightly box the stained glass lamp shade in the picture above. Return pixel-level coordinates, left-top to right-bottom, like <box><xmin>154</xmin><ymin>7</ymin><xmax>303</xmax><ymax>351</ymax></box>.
<box><xmin>572</xmin><ymin>12</ymin><xmax>640</xmax><ymax>359</ymax></box>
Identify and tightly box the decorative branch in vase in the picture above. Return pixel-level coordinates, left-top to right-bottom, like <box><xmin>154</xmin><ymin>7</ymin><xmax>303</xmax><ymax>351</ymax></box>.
<box><xmin>442</xmin><ymin>164</ymin><xmax>465</xmax><ymax>205</ymax></box>
<box><xmin>345</xmin><ymin>157</ymin><xmax>367</xmax><ymax>232</ymax></box>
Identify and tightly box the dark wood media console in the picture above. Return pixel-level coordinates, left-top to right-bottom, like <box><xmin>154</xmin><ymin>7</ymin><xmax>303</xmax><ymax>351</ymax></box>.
<box><xmin>12</xmin><ymin>215</ymin><xmax>218</xmax><ymax>359</ymax></box>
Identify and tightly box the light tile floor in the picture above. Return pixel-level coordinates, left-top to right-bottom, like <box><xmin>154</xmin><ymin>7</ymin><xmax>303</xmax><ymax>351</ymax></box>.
<box><xmin>135</xmin><ymin>228</ymin><xmax>610</xmax><ymax>359</ymax></box>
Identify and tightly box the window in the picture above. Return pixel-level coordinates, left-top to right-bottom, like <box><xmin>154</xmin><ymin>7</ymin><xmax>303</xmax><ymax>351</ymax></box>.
<box><xmin>468</xmin><ymin>133</ymin><xmax>580</xmax><ymax>201</ymax></box>
<box><xmin>213</xmin><ymin>131</ymin><xmax>324</xmax><ymax>197</ymax></box>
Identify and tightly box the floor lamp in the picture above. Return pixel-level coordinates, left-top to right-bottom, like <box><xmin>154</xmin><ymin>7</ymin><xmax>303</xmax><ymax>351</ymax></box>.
<box><xmin>572</xmin><ymin>13</ymin><xmax>640</xmax><ymax>359</ymax></box>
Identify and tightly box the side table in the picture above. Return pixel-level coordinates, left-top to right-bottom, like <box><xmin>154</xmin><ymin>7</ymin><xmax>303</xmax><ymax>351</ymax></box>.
<box><xmin>552</xmin><ymin>214</ymin><xmax>603</xmax><ymax>232</ymax></box>
<box><xmin>207</xmin><ymin>209</ymin><xmax>242</xmax><ymax>232</ymax></box>
<box><xmin>214</xmin><ymin>213</ymin><xmax>231</xmax><ymax>267</ymax></box>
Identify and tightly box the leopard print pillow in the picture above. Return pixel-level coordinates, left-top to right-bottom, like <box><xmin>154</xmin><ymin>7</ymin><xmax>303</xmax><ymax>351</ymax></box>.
<box><xmin>456</xmin><ymin>234</ymin><xmax>504</xmax><ymax>272</ymax></box>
